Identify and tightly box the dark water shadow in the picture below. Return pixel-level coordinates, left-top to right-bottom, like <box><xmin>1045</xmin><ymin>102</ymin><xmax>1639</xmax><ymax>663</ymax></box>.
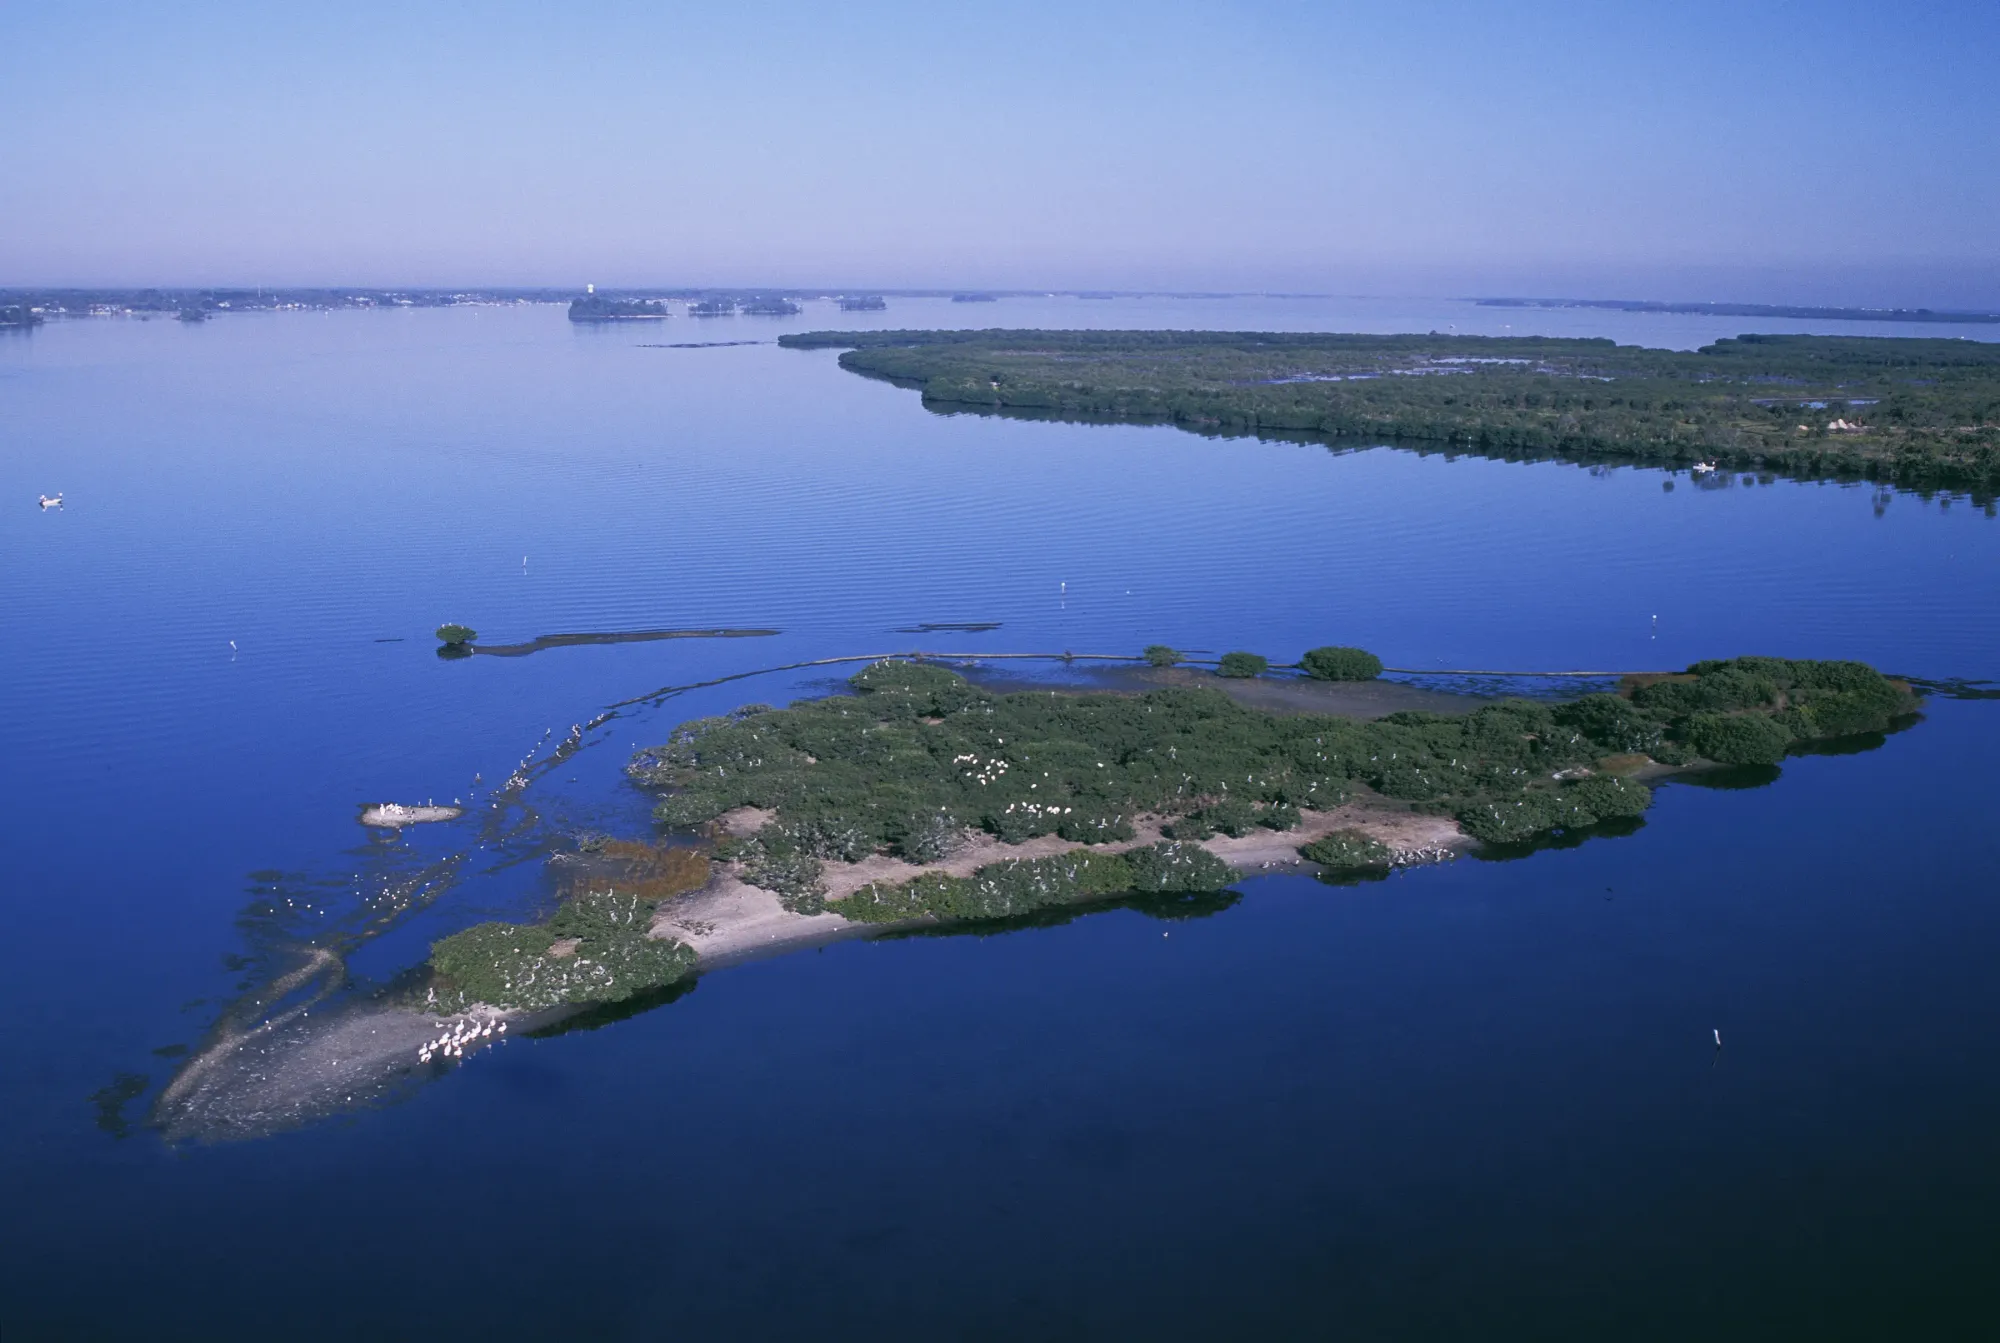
<box><xmin>1312</xmin><ymin>865</ymin><xmax>1397</xmax><ymax>888</ymax></box>
<box><xmin>1666</xmin><ymin>713</ymin><xmax>1923</xmax><ymax>792</ymax></box>
<box><xmin>1789</xmin><ymin>713</ymin><xmax>1925</xmax><ymax>757</ymax></box>
<box><xmin>877</xmin><ymin>886</ymin><xmax>1246</xmax><ymax>943</ymax></box>
<box><xmin>471</xmin><ymin>628</ymin><xmax>780</xmax><ymax>658</ymax></box>
<box><xmin>523</xmin><ymin>977</ymin><xmax>701</xmax><ymax>1038</ymax></box>
<box><xmin>893</xmin><ymin>385</ymin><xmax>1997</xmax><ymax>501</ymax></box>
<box><xmin>1471</xmin><ymin>814</ymin><xmax>1651</xmax><ymax>861</ymax></box>
<box><xmin>1902</xmin><ymin>678</ymin><xmax>2000</xmax><ymax>701</ymax></box>
<box><xmin>637</xmin><ymin>340</ymin><xmax>767</xmax><ymax>349</ymax></box>
<box><xmin>89</xmin><ymin>1074</ymin><xmax>150</xmax><ymax>1139</ymax></box>
<box><xmin>1678</xmin><ymin>764</ymin><xmax>1785</xmax><ymax>791</ymax></box>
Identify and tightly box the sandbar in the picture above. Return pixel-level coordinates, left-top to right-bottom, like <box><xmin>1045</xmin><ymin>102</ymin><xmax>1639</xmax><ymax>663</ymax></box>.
<box><xmin>360</xmin><ymin>802</ymin><xmax>464</xmax><ymax>828</ymax></box>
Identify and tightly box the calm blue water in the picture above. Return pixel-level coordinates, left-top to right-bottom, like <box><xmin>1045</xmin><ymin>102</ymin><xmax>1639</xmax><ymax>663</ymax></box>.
<box><xmin>3</xmin><ymin>298</ymin><xmax>1998</xmax><ymax>1339</ymax></box>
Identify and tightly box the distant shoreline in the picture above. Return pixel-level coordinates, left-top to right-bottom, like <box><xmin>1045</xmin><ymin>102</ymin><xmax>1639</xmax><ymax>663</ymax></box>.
<box><xmin>1477</xmin><ymin>297</ymin><xmax>2000</xmax><ymax>325</ymax></box>
<box><xmin>783</xmin><ymin>327</ymin><xmax>2000</xmax><ymax>491</ymax></box>
<box><xmin>8</xmin><ymin>288</ymin><xmax>1995</xmax><ymax>324</ymax></box>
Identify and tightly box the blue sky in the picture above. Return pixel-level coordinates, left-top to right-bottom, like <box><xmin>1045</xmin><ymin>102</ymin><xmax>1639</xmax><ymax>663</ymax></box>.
<box><xmin>3</xmin><ymin>0</ymin><xmax>1995</xmax><ymax>302</ymax></box>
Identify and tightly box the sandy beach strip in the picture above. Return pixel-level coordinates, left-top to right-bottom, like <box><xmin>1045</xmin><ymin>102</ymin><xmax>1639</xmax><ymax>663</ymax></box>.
<box><xmin>650</xmin><ymin>800</ymin><xmax>1465</xmax><ymax>966</ymax></box>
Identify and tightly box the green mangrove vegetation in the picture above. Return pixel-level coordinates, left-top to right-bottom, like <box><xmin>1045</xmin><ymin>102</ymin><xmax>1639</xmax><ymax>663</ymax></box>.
<box><xmin>1298</xmin><ymin>829</ymin><xmax>1395</xmax><ymax>870</ymax></box>
<box><xmin>435</xmin><ymin>623</ymin><xmax>477</xmax><ymax>647</ymax></box>
<box><xmin>1625</xmin><ymin>657</ymin><xmax>1915</xmax><ymax>763</ymax></box>
<box><xmin>426</xmin><ymin>843</ymin><xmax>707</xmax><ymax>1012</ymax></box>
<box><xmin>429</xmin><ymin>892</ymin><xmax>697</xmax><ymax>1012</ymax></box>
<box><xmin>837</xmin><ymin>843</ymin><xmax>1234</xmax><ymax>924</ymax></box>
<box><xmin>628</xmin><ymin>655</ymin><xmax>1917</xmax><ymax>924</ymax></box>
<box><xmin>777</xmin><ymin>329</ymin><xmax>2000</xmax><ymax>490</ymax></box>
<box><xmin>1217</xmin><ymin>651</ymin><xmax>1269</xmax><ymax>678</ymax></box>
<box><xmin>1302</xmin><ymin>645</ymin><xmax>1385</xmax><ymax>681</ymax></box>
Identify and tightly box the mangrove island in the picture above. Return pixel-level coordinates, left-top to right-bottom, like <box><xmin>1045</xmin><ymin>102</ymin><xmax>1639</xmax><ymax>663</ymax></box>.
<box><xmin>423</xmin><ymin>653</ymin><xmax>1918</xmax><ymax>1014</ymax></box>
<box><xmin>568</xmin><ymin>295</ymin><xmax>669</xmax><ymax>322</ymax></box>
<box><xmin>777</xmin><ymin>328</ymin><xmax>2000</xmax><ymax>490</ymax></box>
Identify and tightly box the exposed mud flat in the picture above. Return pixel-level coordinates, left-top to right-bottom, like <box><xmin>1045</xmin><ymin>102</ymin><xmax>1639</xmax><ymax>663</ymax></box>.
<box><xmin>154</xmin><ymin>999</ymin><xmax>469</xmax><ymax>1142</ymax></box>
<box><xmin>149</xmin><ymin>939</ymin><xmax>555</xmax><ymax>1144</ymax></box>
<box><xmin>651</xmin><ymin>878</ymin><xmax>876</xmax><ymax>968</ymax></box>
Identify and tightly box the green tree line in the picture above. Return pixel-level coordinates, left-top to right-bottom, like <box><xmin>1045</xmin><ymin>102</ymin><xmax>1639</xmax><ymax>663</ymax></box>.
<box><xmin>778</xmin><ymin>329</ymin><xmax>2000</xmax><ymax>490</ymax></box>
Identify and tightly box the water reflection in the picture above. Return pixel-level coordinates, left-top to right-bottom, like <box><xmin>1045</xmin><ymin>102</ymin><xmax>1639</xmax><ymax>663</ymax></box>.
<box><xmin>917</xmin><ymin>396</ymin><xmax>2000</xmax><ymax>508</ymax></box>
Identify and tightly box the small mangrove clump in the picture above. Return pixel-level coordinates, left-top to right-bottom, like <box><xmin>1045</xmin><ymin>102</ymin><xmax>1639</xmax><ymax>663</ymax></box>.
<box><xmin>435</xmin><ymin>623</ymin><xmax>477</xmax><ymax>647</ymax></box>
<box><xmin>1217</xmin><ymin>651</ymin><xmax>1268</xmax><ymax>678</ymax></box>
<box><xmin>1300</xmin><ymin>645</ymin><xmax>1383</xmax><ymax>681</ymax></box>
<box><xmin>1626</xmin><ymin>656</ymin><xmax>1916</xmax><ymax>765</ymax></box>
<box><xmin>429</xmin><ymin>892</ymin><xmax>696</xmax><ymax>1013</ymax></box>
<box><xmin>1299</xmin><ymin>829</ymin><xmax>1395</xmax><ymax>870</ymax></box>
<box><xmin>1144</xmin><ymin>644</ymin><xmax>1183</xmax><ymax>667</ymax></box>
<box><xmin>427</xmin><ymin>843</ymin><xmax>708</xmax><ymax>1011</ymax></box>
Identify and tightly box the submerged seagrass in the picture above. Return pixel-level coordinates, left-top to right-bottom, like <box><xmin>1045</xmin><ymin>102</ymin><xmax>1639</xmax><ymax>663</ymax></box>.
<box><xmin>779</xmin><ymin>329</ymin><xmax>2000</xmax><ymax>488</ymax></box>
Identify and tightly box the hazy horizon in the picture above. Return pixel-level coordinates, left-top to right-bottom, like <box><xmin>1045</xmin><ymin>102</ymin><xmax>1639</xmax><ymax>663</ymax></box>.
<box><xmin>5</xmin><ymin>1</ymin><xmax>1996</xmax><ymax>307</ymax></box>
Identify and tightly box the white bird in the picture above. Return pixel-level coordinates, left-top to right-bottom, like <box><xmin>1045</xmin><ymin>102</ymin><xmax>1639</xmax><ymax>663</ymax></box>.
<box><xmin>1713</xmin><ymin>1029</ymin><xmax>1723</xmax><ymax>1048</ymax></box>
<box><xmin>229</xmin><ymin>640</ymin><xmax>237</xmax><ymax>653</ymax></box>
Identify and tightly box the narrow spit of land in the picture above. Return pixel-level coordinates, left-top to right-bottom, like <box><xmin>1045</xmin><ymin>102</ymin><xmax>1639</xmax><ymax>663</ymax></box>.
<box><xmin>467</xmin><ymin>627</ymin><xmax>779</xmax><ymax>658</ymax></box>
<box><xmin>777</xmin><ymin>328</ymin><xmax>2000</xmax><ymax>490</ymax></box>
<box><xmin>424</xmin><ymin>653</ymin><xmax>1918</xmax><ymax>1015</ymax></box>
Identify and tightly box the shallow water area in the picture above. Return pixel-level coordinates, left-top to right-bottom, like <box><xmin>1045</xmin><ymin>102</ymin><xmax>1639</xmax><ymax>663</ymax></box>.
<box><xmin>3</xmin><ymin>297</ymin><xmax>1998</xmax><ymax>1339</ymax></box>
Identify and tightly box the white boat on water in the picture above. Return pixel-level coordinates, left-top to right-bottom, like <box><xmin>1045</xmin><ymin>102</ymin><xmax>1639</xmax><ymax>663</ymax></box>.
<box><xmin>38</xmin><ymin>493</ymin><xmax>62</xmax><ymax>509</ymax></box>
<box><xmin>1690</xmin><ymin>461</ymin><xmax>1717</xmax><ymax>475</ymax></box>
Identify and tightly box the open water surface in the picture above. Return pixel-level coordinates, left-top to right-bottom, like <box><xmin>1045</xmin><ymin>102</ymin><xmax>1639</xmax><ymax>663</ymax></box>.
<box><xmin>3</xmin><ymin>297</ymin><xmax>1998</xmax><ymax>1339</ymax></box>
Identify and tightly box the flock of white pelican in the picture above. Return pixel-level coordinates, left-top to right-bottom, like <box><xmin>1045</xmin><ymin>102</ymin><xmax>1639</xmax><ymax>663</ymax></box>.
<box><xmin>418</xmin><ymin>1016</ymin><xmax>505</xmax><ymax>1065</ymax></box>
